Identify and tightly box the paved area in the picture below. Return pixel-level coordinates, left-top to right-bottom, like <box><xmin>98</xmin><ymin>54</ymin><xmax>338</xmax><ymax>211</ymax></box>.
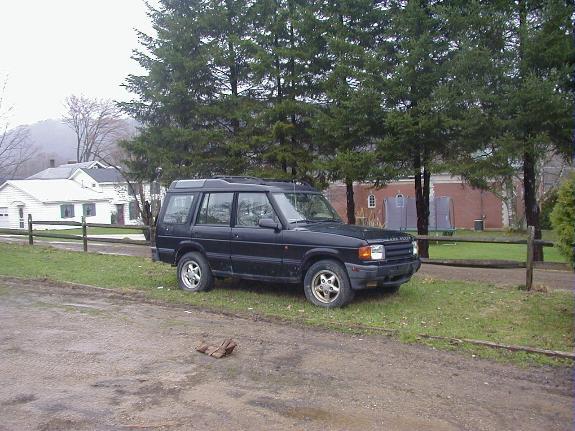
<box><xmin>0</xmin><ymin>278</ymin><xmax>572</xmax><ymax>431</ymax></box>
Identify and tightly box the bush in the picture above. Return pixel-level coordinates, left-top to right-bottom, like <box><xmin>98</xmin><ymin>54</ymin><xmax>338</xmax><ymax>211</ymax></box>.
<box><xmin>550</xmin><ymin>173</ymin><xmax>575</xmax><ymax>265</ymax></box>
<box><xmin>540</xmin><ymin>189</ymin><xmax>558</xmax><ymax>230</ymax></box>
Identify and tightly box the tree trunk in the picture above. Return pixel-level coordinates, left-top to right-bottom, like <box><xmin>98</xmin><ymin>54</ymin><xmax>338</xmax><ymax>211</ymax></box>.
<box><xmin>415</xmin><ymin>155</ymin><xmax>430</xmax><ymax>258</ymax></box>
<box><xmin>523</xmin><ymin>150</ymin><xmax>544</xmax><ymax>261</ymax></box>
<box><xmin>226</xmin><ymin>0</ymin><xmax>239</xmax><ymax>135</ymax></box>
<box><xmin>345</xmin><ymin>178</ymin><xmax>356</xmax><ymax>225</ymax></box>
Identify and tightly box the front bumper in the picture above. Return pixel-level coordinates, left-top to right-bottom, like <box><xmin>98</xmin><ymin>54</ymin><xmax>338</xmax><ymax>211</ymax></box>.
<box><xmin>345</xmin><ymin>259</ymin><xmax>421</xmax><ymax>290</ymax></box>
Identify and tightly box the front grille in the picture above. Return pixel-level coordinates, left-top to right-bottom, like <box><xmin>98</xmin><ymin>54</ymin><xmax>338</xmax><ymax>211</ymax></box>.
<box><xmin>385</xmin><ymin>242</ymin><xmax>414</xmax><ymax>262</ymax></box>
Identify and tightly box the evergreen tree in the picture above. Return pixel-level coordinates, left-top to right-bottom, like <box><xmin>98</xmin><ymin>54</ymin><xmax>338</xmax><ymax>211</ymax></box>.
<box><xmin>377</xmin><ymin>0</ymin><xmax>452</xmax><ymax>257</ymax></box>
<box><xmin>312</xmin><ymin>0</ymin><xmax>387</xmax><ymax>224</ymax></box>
<box><xmin>120</xmin><ymin>0</ymin><xmax>256</xmax><ymax>183</ymax></box>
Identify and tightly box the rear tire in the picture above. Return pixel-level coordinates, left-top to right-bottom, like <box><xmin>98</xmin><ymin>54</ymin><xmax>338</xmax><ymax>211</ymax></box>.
<box><xmin>304</xmin><ymin>260</ymin><xmax>354</xmax><ymax>308</ymax></box>
<box><xmin>177</xmin><ymin>252</ymin><xmax>213</xmax><ymax>292</ymax></box>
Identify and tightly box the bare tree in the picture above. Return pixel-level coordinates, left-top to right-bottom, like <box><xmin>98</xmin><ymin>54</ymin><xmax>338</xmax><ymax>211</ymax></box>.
<box><xmin>0</xmin><ymin>78</ymin><xmax>33</xmax><ymax>177</ymax></box>
<box><xmin>63</xmin><ymin>95</ymin><xmax>128</xmax><ymax>163</ymax></box>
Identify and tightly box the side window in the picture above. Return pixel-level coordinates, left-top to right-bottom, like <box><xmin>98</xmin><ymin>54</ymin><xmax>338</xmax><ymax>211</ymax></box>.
<box><xmin>197</xmin><ymin>193</ymin><xmax>233</xmax><ymax>225</ymax></box>
<box><xmin>236</xmin><ymin>193</ymin><xmax>278</xmax><ymax>227</ymax></box>
<box><xmin>162</xmin><ymin>194</ymin><xmax>194</xmax><ymax>224</ymax></box>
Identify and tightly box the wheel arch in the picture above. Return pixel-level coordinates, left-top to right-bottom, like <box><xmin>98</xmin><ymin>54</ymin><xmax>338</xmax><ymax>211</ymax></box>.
<box><xmin>300</xmin><ymin>249</ymin><xmax>346</xmax><ymax>281</ymax></box>
<box><xmin>174</xmin><ymin>241</ymin><xmax>206</xmax><ymax>265</ymax></box>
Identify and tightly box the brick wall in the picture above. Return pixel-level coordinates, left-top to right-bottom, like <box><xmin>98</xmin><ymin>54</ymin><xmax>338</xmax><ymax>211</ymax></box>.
<box><xmin>325</xmin><ymin>179</ymin><xmax>505</xmax><ymax>229</ymax></box>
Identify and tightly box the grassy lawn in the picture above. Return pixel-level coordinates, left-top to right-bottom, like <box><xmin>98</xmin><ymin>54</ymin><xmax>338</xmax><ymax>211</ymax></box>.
<box><xmin>408</xmin><ymin>229</ymin><xmax>566</xmax><ymax>263</ymax></box>
<box><xmin>428</xmin><ymin>242</ymin><xmax>566</xmax><ymax>263</ymax></box>
<box><xmin>0</xmin><ymin>242</ymin><xmax>572</xmax><ymax>366</ymax></box>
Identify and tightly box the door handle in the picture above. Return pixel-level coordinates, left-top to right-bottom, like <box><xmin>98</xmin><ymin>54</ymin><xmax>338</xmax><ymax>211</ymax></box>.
<box><xmin>233</xmin><ymin>233</ymin><xmax>239</xmax><ymax>239</ymax></box>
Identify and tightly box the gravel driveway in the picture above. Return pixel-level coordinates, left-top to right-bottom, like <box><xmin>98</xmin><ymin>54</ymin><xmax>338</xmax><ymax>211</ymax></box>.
<box><xmin>0</xmin><ymin>278</ymin><xmax>572</xmax><ymax>431</ymax></box>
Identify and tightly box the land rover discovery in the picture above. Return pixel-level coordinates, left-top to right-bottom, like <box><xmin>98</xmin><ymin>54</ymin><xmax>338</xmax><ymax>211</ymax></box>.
<box><xmin>152</xmin><ymin>177</ymin><xmax>420</xmax><ymax>307</ymax></box>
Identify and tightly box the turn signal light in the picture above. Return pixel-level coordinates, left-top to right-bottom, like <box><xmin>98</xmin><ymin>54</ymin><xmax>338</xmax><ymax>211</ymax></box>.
<box><xmin>358</xmin><ymin>246</ymin><xmax>372</xmax><ymax>260</ymax></box>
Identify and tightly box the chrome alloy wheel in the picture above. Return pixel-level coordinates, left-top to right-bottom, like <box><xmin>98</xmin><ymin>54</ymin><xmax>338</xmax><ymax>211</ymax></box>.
<box><xmin>182</xmin><ymin>261</ymin><xmax>202</xmax><ymax>289</ymax></box>
<box><xmin>311</xmin><ymin>270</ymin><xmax>341</xmax><ymax>304</ymax></box>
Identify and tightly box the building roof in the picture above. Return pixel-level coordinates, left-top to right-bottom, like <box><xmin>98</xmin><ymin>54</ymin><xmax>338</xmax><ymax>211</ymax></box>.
<box><xmin>81</xmin><ymin>167</ymin><xmax>126</xmax><ymax>183</ymax></box>
<box><xmin>27</xmin><ymin>161</ymin><xmax>106</xmax><ymax>180</ymax></box>
<box><xmin>0</xmin><ymin>179</ymin><xmax>109</xmax><ymax>203</ymax></box>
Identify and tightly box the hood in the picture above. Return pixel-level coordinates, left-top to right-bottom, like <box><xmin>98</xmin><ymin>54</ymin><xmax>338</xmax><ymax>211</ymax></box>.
<box><xmin>301</xmin><ymin>222</ymin><xmax>414</xmax><ymax>243</ymax></box>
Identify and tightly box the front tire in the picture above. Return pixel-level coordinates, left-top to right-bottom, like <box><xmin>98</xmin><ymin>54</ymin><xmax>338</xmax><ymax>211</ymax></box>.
<box><xmin>177</xmin><ymin>252</ymin><xmax>213</xmax><ymax>292</ymax></box>
<box><xmin>304</xmin><ymin>260</ymin><xmax>354</xmax><ymax>308</ymax></box>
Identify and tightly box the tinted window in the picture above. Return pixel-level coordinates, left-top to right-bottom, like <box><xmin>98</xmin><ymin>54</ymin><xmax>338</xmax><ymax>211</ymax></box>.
<box><xmin>162</xmin><ymin>194</ymin><xmax>194</xmax><ymax>224</ymax></box>
<box><xmin>197</xmin><ymin>193</ymin><xmax>233</xmax><ymax>225</ymax></box>
<box><xmin>236</xmin><ymin>193</ymin><xmax>278</xmax><ymax>227</ymax></box>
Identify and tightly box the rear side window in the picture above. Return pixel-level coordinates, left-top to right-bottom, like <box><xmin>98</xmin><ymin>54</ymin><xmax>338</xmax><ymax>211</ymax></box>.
<box><xmin>197</xmin><ymin>193</ymin><xmax>233</xmax><ymax>225</ymax></box>
<box><xmin>162</xmin><ymin>194</ymin><xmax>195</xmax><ymax>224</ymax></box>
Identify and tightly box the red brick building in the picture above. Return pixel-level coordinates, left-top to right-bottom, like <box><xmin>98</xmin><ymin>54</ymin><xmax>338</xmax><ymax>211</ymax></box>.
<box><xmin>325</xmin><ymin>175</ymin><xmax>507</xmax><ymax>230</ymax></box>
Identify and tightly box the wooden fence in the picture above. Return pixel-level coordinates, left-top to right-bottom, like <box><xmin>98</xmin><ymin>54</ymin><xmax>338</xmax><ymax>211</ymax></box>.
<box><xmin>0</xmin><ymin>217</ymin><xmax>568</xmax><ymax>291</ymax></box>
<box><xmin>0</xmin><ymin>215</ymin><xmax>153</xmax><ymax>251</ymax></box>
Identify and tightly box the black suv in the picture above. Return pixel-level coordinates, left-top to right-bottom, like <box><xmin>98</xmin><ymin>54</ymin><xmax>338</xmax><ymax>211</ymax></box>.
<box><xmin>152</xmin><ymin>177</ymin><xmax>420</xmax><ymax>307</ymax></box>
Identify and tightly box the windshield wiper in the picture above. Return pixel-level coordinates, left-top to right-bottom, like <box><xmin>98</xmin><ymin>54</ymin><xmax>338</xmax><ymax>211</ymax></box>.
<box><xmin>290</xmin><ymin>219</ymin><xmax>317</xmax><ymax>224</ymax></box>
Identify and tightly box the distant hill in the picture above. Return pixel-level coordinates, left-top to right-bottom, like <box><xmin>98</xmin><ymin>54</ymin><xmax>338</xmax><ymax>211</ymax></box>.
<box><xmin>16</xmin><ymin>118</ymin><xmax>138</xmax><ymax>177</ymax></box>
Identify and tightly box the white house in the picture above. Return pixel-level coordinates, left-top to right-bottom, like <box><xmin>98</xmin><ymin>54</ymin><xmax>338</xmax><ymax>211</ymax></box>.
<box><xmin>0</xmin><ymin>179</ymin><xmax>110</xmax><ymax>229</ymax></box>
<box><xmin>0</xmin><ymin>162</ymin><xmax>160</xmax><ymax>230</ymax></box>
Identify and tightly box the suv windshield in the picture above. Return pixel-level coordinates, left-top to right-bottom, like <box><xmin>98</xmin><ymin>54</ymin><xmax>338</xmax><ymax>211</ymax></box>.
<box><xmin>273</xmin><ymin>192</ymin><xmax>341</xmax><ymax>223</ymax></box>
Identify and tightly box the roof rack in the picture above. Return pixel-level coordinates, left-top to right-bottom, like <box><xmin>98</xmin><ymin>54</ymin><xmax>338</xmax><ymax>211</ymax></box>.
<box><xmin>211</xmin><ymin>176</ymin><xmax>265</xmax><ymax>184</ymax></box>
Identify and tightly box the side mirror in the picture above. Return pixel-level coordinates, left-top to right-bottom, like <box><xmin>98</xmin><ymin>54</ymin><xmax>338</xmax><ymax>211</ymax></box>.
<box><xmin>258</xmin><ymin>218</ymin><xmax>281</xmax><ymax>232</ymax></box>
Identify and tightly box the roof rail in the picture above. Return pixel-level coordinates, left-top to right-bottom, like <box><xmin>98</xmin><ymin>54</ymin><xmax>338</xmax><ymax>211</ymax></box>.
<box><xmin>211</xmin><ymin>176</ymin><xmax>265</xmax><ymax>184</ymax></box>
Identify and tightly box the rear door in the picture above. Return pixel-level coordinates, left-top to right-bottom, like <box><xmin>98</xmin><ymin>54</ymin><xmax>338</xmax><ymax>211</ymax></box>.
<box><xmin>156</xmin><ymin>193</ymin><xmax>197</xmax><ymax>263</ymax></box>
<box><xmin>192</xmin><ymin>192</ymin><xmax>233</xmax><ymax>273</ymax></box>
<box><xmin>231</xmin><ymin>192</ymin><xmax>283</xmax><ymax>277</ymax></box>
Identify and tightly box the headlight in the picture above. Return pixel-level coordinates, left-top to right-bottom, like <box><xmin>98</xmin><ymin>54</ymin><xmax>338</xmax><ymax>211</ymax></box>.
<box><xmin>412</xmin><ymin>240</ymin><xmax>419</xmax><ymax>256</ymax></box>
<box><xmin>359</xmin><ymin>244</ymin><xmax>385</xmax><ymax>260</ymax></box>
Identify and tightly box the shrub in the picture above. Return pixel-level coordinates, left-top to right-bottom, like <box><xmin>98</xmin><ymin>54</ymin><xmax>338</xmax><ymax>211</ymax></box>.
<box><xmin>550</xmin><ymin>173</ymin><xmax>575</xmax><ymax>265</ymax></box>
<box><xmin>540</xmin><ymin>189</ymin><xmax>558</xmax><ymax>230</ymax></box>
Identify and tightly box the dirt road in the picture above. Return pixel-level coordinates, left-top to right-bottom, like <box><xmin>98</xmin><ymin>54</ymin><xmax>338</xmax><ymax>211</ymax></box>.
<box><xmin>0</xmin><ymin>278</ymin><xmax>572</xmax><ymax>431</ymax></box>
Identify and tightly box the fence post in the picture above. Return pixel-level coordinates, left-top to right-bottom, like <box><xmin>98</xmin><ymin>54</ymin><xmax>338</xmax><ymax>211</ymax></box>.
<box><xmin>82</xmin><ymin>216</ymin><xmax>88</xmax><ymax>252</ymax></box>
<box><xmin>526</xmin><ymin>225</ymin><xmax>535</xmax><ymax>291</ymax></box>
<box><xmin>27</xmin><ymin>214</ymin><xmax>33</xmax><ymax>245</ymax></box>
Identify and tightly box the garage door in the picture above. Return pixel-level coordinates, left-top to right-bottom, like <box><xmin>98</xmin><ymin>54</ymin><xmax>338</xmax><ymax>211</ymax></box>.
<box><xmin>0</xmin><ymin>207</ymin><xmax>9</xmax><ymax>228</ymax></box>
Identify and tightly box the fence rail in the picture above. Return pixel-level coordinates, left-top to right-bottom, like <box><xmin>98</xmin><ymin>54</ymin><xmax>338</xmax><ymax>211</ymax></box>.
<box><xmin>0</xmin><ymin>217</ymin><xmax>569</xmax><ymax>291</ymax></box>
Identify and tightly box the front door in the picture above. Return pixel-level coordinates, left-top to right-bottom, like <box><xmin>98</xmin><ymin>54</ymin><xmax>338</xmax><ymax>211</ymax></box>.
<box><xmin>231</xmin><ymin>192</ymin><xmax>283</xmax><ymax>277</ymax></box>
<box><xmin>115</xmin><ymin>204</ymin><xmax>125</xmax><ymax>225</ymax></box>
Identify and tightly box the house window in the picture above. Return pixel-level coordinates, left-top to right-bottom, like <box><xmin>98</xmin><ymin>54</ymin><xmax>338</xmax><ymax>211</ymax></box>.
<box><xmin>83</xmin><ymin>203</ymin><xmax>96</xmax><ymax>217</ymax></box>
<box><xmin>368</xmin><ymin>194</ymin><xmax>376</xmax><ymax>209</ymax></box>
<box><xmin>129</xmin><ymin>201</ymin><xmax>140</xmax><ymax>220</ymax></box>
<box><xmin>61</xmin><ymin>204</ymin><xmax>75</xmax><ymax>218</ymax></box>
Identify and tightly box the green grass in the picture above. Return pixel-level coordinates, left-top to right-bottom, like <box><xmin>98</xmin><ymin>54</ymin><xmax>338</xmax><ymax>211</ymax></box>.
<box><xmin>387</xmin><ymin>229</ymin><xmax>567</xmax><ymax>263</ymax></box>
<box><xmin>0</xmin><ymin>242</ymin><xmax>572</xmax><ymax>366</ymax></box>
<box><xmin>428</xmin><ymin>241</ymin><xmax>566</xmax><ymax>262</ymax></box>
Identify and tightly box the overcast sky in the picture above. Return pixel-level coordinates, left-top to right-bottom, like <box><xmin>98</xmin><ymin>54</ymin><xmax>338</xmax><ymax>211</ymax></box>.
<box><xmin>0</xmin><ymin>0</ymin><xmax>157</xmax><ymax>126</ymax></box>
